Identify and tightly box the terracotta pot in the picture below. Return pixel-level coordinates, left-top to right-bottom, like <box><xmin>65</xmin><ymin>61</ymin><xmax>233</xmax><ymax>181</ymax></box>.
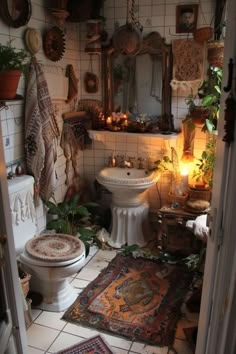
<box><xmin>189</xmin><ymin>107</ymin><xmax>209</xmax><ymax>126</ymax></box>
<box><xmin>207</xmin><ymin>40</ymin><xmax>224</xmax><ymax>68</ymax></box>
<box><xmin>0</xmin><ymin>70</ymin><xmax>22</xmax><ymax>100</ymax></box>
<box><xmin>193</xmin><ymin>27</ymin><xmax>213</xmax><ymax>43</ymax></box>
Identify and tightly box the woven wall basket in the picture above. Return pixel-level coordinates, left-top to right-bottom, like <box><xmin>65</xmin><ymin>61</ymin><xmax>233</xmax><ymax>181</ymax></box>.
<box><xmin>193</xmin><ymin>27</ymin><xmax>213</xmax><ymax>43</ymax></box>
<box><xmin>207</xmin><ymin>41</ymin><xmax>224</xmax><ymax>68</ymax></box>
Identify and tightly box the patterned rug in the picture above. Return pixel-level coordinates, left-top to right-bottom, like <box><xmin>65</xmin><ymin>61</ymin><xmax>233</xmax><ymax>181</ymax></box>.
<box><xmin>56</xmin><ymin>335</ymin><xmax>113</xmax><ymax>353</ymax></box>
<box><xmin>63</xmin><ymin>254</ymin><xmax>193</xmax><ymax>346</ymax></box>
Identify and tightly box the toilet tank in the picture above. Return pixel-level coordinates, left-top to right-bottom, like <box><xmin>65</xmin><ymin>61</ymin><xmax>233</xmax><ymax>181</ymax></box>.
<box><xmin>7</xmin><ymin>175</ymin><xmax>37</xmax><ymax>255</ymax></box>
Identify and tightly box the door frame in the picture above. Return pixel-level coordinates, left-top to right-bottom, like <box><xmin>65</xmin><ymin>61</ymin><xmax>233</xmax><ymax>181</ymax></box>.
<box><xmin>196</xmin><ymin>0</ymin><xmax>236</xmax><ymax>352</ymax></box>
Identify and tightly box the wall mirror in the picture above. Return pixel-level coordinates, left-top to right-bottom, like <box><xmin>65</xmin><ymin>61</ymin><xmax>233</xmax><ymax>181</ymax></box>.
<box><xmin>0</xmin><ymin>0</ymin><xmax>32</xmax><ymax>28</ymax></box>
<box><xmin>102</xmin><ymin>31</ymin><xmax>174</xmax><ymax>133</ymax></box>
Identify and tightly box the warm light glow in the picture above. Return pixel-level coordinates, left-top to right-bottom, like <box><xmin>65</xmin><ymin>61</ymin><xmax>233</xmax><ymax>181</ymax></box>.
<box><xmin>181</xmin><ymin>151</ymin><xmax>195</xmax><ymax>163</ymax></box>
<box><xmin>106</xmin><ymin>116</ymin><xmax>112</xmax><ymax>125</ymax></box>
<box><xmin>124</xmin><ymin>119</ymin><xmax>128</xmax><ymax>126</ymax></box>
<box><xmin>123</xmin><ymin>113</ymin><xmax>127</xmax><ymax>119</ymax></box>
<box><xmin>181</xmin><ymin>167</ymin><xmax>189</xmax><ymax>176</ymax></box>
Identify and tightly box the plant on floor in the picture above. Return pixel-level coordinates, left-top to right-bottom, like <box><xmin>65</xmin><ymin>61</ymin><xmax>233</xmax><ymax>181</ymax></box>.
<box><xmin>44</xmin><ymin>193</ymin><xmax>99</xmax><ymax>256</ymax></box>
<box><xmin>184</xmin><ymin>66</ymin><xmax>223</xmax><ymax>133</ymax></box>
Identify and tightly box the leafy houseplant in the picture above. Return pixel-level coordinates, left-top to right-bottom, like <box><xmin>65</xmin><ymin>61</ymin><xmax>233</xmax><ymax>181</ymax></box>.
<box><xmin>0</xmin><ymin>42</ymin><xmax>29</xmax><ymax>99</ymax></box>
<box><xmin>184</xmin><ymin>66</ymin><xmax>223</xmax><ymax>133</ymax></box>
<box><xmin>191</xmin><ymin>139</ymin><xmax>216</xmax><ymax>189</ymax></box>
<box><xmin>44</xmin><ymin>193</ymin><xmax>99</xmax><ymax>256</ymax></box>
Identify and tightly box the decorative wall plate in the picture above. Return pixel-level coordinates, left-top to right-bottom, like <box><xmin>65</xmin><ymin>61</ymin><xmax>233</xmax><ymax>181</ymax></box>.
<box><xmin>43</xmin><ymin>26</ymin><xmax>65</xmax><ymax>62</ymax></box>
<box><xmin>25</xmin><ymin>28</ymin><xmax>42</xmax><ymax>55</ymax></box>
<box><xmin>0</xmin><ymin>0</ymin><xmax>32</xmax><ymax>28</ymax></box>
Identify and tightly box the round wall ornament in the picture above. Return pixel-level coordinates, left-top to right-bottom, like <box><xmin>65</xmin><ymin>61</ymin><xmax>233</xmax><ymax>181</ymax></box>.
<box><xmin>43</xmin><ymin>26</ymin><xmax>66</xmax><ymax>62</ymax></box>
<box><xmin>25</xmin><ymin>28</ymin><xmax>42</xmax><ymax>55</ymax></box>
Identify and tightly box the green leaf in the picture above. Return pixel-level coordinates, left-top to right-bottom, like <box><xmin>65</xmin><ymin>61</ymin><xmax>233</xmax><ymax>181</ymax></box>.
<box><xmin>75</xmin><ymin>206</ymin><xmax>90</xmax><ymax>217</ymax></box>
<box><xmin>45</xmin><ymin>201</ymin><xmax>60</xmax><ymax>215</ymax></box>
<box><xmin>84</xmin><ymin>202</ymin><xmax>99</xmax><ymax>208</ymax></box>
<box><xmin>68</xmin><ymin>193</ymin><xmax>81</xmax><ymax>209</ymax></box>
<box><xmin>206</xmin><ymin>119</ymin><xmax>215</xmax><ymax>133</ymax></box>
<box><xmin>46</xmin><ymin>219</ymin><xmax>68</xmax><ymax>233</ymax></box>
<box><xmin>77</xmin><ymin>227</ymin><xmax>95</xmax><ymax>238</ymax></box>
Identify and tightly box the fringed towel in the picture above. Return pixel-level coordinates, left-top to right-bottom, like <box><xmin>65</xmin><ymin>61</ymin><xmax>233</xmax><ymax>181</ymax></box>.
<box><xmin>61</xmin><ymin>112</ymin><xmax>92</xmax><ymax>186</ymax></box>
<box><xmin>25</xmin><ymin>58</ymin><xmax>60</xmax><ymax>202</ymax></box>
<box><xmin>171</xmin><ymin>39</ymin><xmax>205</xmax><ymax>93</ymax></box>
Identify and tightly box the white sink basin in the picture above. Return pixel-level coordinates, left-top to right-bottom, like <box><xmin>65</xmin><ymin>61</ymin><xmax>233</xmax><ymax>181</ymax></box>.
<box><xmin>96</xmin><ymin>167</ymin><xmax>158</xmax><ymax>194</ymax></box>
<box><xmin>96</xmin><ymin>167</ymin><xmax>160</xmax><ymax>248</ymax></box>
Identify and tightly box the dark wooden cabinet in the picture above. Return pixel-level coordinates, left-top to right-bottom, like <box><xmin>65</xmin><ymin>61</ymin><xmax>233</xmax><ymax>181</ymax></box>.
<box><xmin>157</xmin><ymin>206</ymin><xmax>202</xmax><ymax>256</ymax></box>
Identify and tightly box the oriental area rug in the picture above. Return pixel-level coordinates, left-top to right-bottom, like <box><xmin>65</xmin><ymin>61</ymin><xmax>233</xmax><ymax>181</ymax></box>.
<box><xmin>63</xmin><ymin>254</ymin><xmax>194</xmax><ymax>346</ymax></box>
<box><xmin>56</xmin><ymin>335</ymin><xmax>113</xmax><ymax>354</ymax></box>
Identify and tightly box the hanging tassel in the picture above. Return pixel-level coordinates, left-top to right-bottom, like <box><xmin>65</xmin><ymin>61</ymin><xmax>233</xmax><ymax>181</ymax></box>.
<box><xmin>222</xmin><ymin>93</ymin><xmax>236</xmax><ymax>145</ymax></box>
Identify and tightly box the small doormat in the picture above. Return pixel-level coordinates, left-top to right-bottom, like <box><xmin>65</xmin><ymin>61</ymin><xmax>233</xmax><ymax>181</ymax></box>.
<box><xmin>63</xmin><ymin>254</ymin><xmax>193</xmax><ymax>346</ymax></box>
<box><xmin>56</xmin><ymin>335</ymin><xmax>113</xmax><ymax>354</ymax></box>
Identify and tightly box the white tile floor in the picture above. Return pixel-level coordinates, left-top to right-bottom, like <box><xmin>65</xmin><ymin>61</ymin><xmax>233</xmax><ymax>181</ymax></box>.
<box><xmin>27</xmin><ymin>246</ymin><xmax>195</xmax><ymax>354</ymax></box>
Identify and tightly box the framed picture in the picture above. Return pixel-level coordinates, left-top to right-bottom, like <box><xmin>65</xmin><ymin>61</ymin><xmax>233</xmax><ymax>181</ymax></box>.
<box><xmin>176</xmin><ymin>4</ymin><xmax>199</xmax><ymax>33</ymax></box>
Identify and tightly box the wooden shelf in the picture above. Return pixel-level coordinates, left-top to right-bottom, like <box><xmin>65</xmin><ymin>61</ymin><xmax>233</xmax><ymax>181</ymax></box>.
<box><xmin>0</xmin><ymin>95</ymin><xmax>23</xmax><ymax>111</ymax></box>
<box><xmin>88</xmin><ymin>129</ymin><xmax>179</xmax><ymax>140</ymax></box>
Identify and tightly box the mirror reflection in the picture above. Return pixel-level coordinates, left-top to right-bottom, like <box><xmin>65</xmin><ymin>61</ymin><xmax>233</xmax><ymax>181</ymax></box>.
<box><xmin>9</xmin><ymin>0</ymin><xmax>22</xmax><ymax>20</ymax></box>
<box><xmin>103</xmin><ymin>31</ymin><xmax>174</xmax><ymax>133</ymax></box>
<box><xmin>113</xmin><ymin>53</ymin><xmax>162</xmax><ymax>117</ymax></box>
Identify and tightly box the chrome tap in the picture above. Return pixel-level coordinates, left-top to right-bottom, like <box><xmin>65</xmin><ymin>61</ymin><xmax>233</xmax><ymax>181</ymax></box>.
<box><xmin>137</xmin><ymin>157</ymin><xmax>145</xmax><ymax>169</ymax></box>
<box><xmin>108</xmin><ymin>153</ymin><xmax>117</xmax><ymax>167</ymax></box>
<box><xmin>124</xmin><ymin>157</ymin><xmax>135</xmax><ymax>168</ymax></box>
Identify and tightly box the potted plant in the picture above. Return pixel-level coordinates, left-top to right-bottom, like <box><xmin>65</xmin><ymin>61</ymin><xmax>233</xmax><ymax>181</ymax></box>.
<box><xmin>0</xmin><ymin>42</ymin><xmax>29</xmax><ymax>100</ymax></box>
<box><xmin>188</xmin><ymin>138</ymin><xmax>216</xmax><ymax>202</ymax></box>
<box><xmin>184</xmin><ymin>66</ymin><xmax>223</xmax><ymax>133</ymax></box>
<box><xmin>44</xmin><ymin>193</ymin><xmax>100</xmax><ymax>256</ymax></box>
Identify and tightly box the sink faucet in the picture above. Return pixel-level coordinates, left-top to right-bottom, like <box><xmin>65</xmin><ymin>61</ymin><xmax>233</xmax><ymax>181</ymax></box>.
<box><xmin>124</xmin><ymin>157</ymin><xmax>135</xmax><ymax>168</ymax></box>
<box><xmin>117</xmin><ymin>155</ymin><xmax>135</xmax><ymax>168</ymax></box>
<box><xmin>137</xmin><ymin>157</ymin><xmax>146</xmax><ymax>169</ymax></box>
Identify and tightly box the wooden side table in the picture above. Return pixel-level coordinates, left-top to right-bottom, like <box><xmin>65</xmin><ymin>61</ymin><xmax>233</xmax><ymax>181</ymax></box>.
<box><xmin>157</xmin><ymin>206</ymin><xmax>203</xmax><ymax>256</ymax></box>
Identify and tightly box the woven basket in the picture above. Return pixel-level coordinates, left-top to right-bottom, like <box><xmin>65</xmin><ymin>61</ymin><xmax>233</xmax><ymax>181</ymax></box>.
<box><xmin>193</xmin><ymin>27</ymin><xmax>213</xmax><ymax>43</ymax></box>
<box><xmin>207</xmin><ymin>41</ymin><xmax>224</xmax><ymax>68</ymax></box>
<box><xmin>20</xmin><ymin>273</ymin><xmax>31</xmax><ymax>298</ymax></box>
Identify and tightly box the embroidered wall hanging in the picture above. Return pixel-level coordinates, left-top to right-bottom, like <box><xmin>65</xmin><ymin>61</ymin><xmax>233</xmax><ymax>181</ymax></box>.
<box><xmin>171</xmin><ymin>39</ymin><xmax>205</xmax><ymax>92</ymax></box>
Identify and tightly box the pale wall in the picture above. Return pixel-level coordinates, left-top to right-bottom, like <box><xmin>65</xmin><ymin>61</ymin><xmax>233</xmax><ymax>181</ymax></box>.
<box><xmin>0</xmin><ymin>0</ymin><xmax>216</xmax><ymax>233</ymax></box>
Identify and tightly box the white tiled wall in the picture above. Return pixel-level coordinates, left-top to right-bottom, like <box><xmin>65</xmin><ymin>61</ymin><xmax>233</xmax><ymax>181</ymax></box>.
<box><xmin>0</xmin><ymin>0</ymin><xmax>83</xmax><ymax>233</ymax></box>
<box><xmin>0</xmin><ymin>0</ymin><xmax>215</xmax><ymax>232</ymax></box>
<box><xmin>78</xmin><ymin>0</ymin><xmax>215</xmax><ymax>209</ymax></box>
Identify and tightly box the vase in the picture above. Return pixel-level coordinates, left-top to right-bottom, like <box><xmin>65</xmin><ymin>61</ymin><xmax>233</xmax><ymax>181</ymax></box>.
<box><xmin>0</xmin><ymin>70</ymin><xmax>22</xmax><ymax>100</ymax></box>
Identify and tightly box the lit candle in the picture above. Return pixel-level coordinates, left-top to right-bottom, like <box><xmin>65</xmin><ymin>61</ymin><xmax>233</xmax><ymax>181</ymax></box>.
<box><xmin>124</xmin><ymin>119</ymin><xmax>128</xmax><ymax>126</ymax></box>
<box><xmin>106</xmin><ymin>116</ymin><xmax>112</xmax><ymax>125</ymax></box>
<box><xmin>181</xmin><ymin>168</ymin><xmax>189</xmax><ymax>194</ymax></box>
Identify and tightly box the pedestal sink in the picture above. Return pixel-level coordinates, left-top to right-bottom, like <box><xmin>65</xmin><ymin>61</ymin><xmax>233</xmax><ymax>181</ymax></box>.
<box><xmin>96</xmin><ymin>167</ymin><xmax>160</xmax><ymax>248</ymax></box>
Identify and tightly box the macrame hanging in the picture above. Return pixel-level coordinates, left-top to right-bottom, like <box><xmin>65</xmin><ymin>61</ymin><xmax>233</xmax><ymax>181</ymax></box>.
<box><xmin>171</xmin><ymin>39</ymin><xmax>205</xmax><ymax>92</ymax></box>
<box><xmin>112</xmin><ymin>0</ymin><xmax>143</xmax><ymax>56</ymax></box>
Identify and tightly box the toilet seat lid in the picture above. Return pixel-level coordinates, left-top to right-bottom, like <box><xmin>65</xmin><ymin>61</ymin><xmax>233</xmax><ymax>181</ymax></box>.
<box><xmin>25</xmin><ymin>233</ymin><xmax>83</xmax><ymax>262</ymax></box>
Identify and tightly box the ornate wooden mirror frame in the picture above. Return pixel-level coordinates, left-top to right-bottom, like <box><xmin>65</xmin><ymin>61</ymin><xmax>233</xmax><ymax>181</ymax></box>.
<box><xmin>0</xmin><ymin>0</ymin><xmax>32</xmax><ymax>28</ymax></box>
<box><xmin>102</xmin><ymin>31</ymin><xmax>174</xmax><ymax>133</ymax></box>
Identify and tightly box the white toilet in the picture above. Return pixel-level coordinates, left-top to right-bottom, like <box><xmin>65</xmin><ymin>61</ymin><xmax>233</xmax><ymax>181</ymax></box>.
<box><xmin>8</xmin><ymin>175</ymin><xmax>85</xmax><ymax>312</ymax></box>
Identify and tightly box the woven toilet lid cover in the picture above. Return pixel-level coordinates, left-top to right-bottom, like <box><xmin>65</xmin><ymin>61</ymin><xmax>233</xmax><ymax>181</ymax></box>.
<box><xmin>25</xmin><ymin>233</ymin><xmax>82</xmax><ymax>262</ymax></box>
